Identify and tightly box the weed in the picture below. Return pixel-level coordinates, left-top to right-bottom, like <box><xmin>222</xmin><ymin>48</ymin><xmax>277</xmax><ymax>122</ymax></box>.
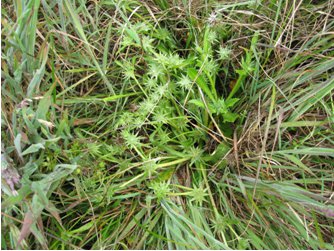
<box><xmin>1</xmin><ymin>0</ymin><xmax>334</xmax><ymax>249</ymax></box>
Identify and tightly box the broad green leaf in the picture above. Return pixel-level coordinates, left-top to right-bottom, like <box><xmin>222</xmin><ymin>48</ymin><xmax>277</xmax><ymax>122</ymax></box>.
<box><xmin>207</xmin><ymin>142</ymin><xmax>230</xmax><ymax>163</ymax></box>
<box><xmin>26</xmin><ymin>45</ymin><xmax>49</xmax><ymax>98</ymax></box>
<box><xmin>223</xmin><ymin>112</ymin><xmax>238</xmax><ymax>122</ymax></box>
<box><xmin>188</xmin><ymin>68</ymin><xmax>215</xmax><ymax>102</ymax></box>
<box><xmin>69</xmin><ymin>221</ymin><xmax>94</xmax><ymax>234</ymax></box>
<box><xmin>14</xmin><ymin>133</ymin><xmax>22</xmax><ymax>157</ymax></box>
<box><xmin>36</xmin><ymin>95</ymin><xmax>52</xmax><ymax>120</ymax></box>
<box><xmin>21</xmin><ymin>143</ymin><xmax>45</xmax><ymax>156</ymax></box>
<box><xmin>225</xmin><ymin>98</ymin><xmax>239</xmax><ymax>108</ymax></box>
<box><xmin>125</xmin><ymin>28</ymin><xmax>140</xmax><ymax>45</ymax></box>
<box><xmin>189</xmin><ymin>99</ymin><xmax>215</xmax><ymax>113</ymax></box>
<box><xmin>275</xmin><ymin>148</ymin><xmax>334</xmax><ymax>157</ymax></box>
<box><xmin>189</xmin><ymin>99</ymin><xmax>205</xmax><ymax>109</ymax></box>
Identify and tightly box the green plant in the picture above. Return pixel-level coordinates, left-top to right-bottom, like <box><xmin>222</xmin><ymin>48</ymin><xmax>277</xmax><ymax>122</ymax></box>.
<box><xmin>1</xmin><ymin>0</ymin><xmax>334</xmax><ymax>249</ymax></box>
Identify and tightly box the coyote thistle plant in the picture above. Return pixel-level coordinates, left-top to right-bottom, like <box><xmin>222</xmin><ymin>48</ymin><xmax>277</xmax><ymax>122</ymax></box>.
<box><xmin>2</xmin><ymin>0</ymin><xmax>333</xmax><ymax>249</ymax></box>
<box><xmin>150</xmin><ymin>181</ymin><xmax>171</xmax><ymax>201</ymax></box>
<box><xmin>217</xmin><ymin>46</ymin><xmax>232</xmax><ymax>61</ymax></box>
<box><xmin>141</xmin><ymin>161</ymin><xmax>159</xmax><ymax>178</ymax></box>
<box><xmin>177</xmin><ymin>75</ymin><xmax>193</xmax><ymax>91</ymax></box>
<box><xmin>188</xmin><ymin>184</ymin><xmax>208</xmax><ymax>206</ymax></box>
<box><xmin>121</xmin><ymin>130</ymin><xmax>144</xmax><ymax>150</ymax></box>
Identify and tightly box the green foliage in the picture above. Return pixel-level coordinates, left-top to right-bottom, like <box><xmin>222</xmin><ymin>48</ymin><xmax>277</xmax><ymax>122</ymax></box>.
<box><xmin>150</xmin><ymin>182</ymin><xmax>171</xmax><ymax>201</ymax></box>
<box><xmin>1</xmin><ymin>0</ymin><xmax>333</xmax><ymax>249</ymax></box>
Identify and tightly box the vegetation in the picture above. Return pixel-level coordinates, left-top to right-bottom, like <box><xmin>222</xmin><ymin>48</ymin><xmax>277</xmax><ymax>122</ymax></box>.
<box><xmin>1</xmin><ymin>0</ymin><xmax>334</xmax><ymax>249</ymax></box>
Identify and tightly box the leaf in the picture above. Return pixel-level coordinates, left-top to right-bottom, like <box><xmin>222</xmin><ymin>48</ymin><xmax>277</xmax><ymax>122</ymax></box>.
<box><xmin>116</xmin><ymin>208</ymin><xmax>147</xmax><ymax>241</ymax></box>
<box><xmin>156</xmin><ymin>168</ymin><xmax>174</xmax><ymax>182</ymax></box>
<box><xmin>135</xmin><ymin>211</ymin><xmax>163</xmax><ymax>249</ymax></box>
<box><xmin>280</xmin><ymin>153</ymin><xmax>315</xmax><ymax>176</ymax></box>
<box><xmin>103</xmin><ymin>92</ymin><xmax>139</xmax><ymax>102</ymax></box>
<box><xmin>188</xmin><ymin>68</ymin><xmax>215</xmax><ymax>102</ymax></box>
<box><xmin>31</xmin><ymin>182</ymin><xmax>50</xmax><ymax>213</ymax></box>
<box><xmin>1</xmin><ymin>185</ymin><xmax>32</xmax><ymax>209</ymax></box>
<box><xmin>36</xmin><ymin>95</ymin><xmax>52</xmax><ymax>120</ymax></box>
<box><xmin>288</xmin><ymin>77</ymin><xmax>334</xmax><ymax>121</ymax></box>
<box><xmin>18</xmin><ymin>211</ymin><xmax>34</xmax><ymax>248</ymax></box>
<box><xmin>64</xmin><ymin>1</ymin><xmax>114</xmax><ymax>94</ymax></box>
<box><xmin>14</xmin><ymin>133</ymin><xmax>22</xmax><ymax>158</ymax></box>
<box><xmin>213</xmin><ymin>98</ymin><xmax>227</xmax><ymax>114</ymax></box>
<box><xmin>274</xmin><ymin>148</ymin><xmax>334</xmax><ymax>157</ymax></box>
<box><xmin>223</xmin><ymin>112</ymin><xmax>238</xmax><ymax>123</ymax></box>
<box><xmin>26</xmin><ymin>45</ymin><xmax>49</xmax><ymax>98</ymax></box>
<box><xmin>227</xmin><ymin>70</ymin><xmax>246</xmax><ymax>100</ymax></box>
<box><xmin>30</xmin><ymin>223</ymin><xmax>48</xmax><ymax>249</ymax></box>
<box><xmin>37</xmin><ymin>119</ymin><xmax>55</xmax><ymax>129</ymax></box>
<box><xmin>17</xmin><ymin>164</ymin><xmax>78</xmax><ymax>247</ymax></box>
<box><xmin>69</xmin><ymin>221</ymin><xmax>94</xmax><ymax>235</ymax></box>
<box><xmin>189</xmin><ymin>99</ymin><xmax>205</xmax><ymax>108</ymax></box>
<box><xmin>162</xmin><ymin>201</ymin><xmax>228</xmax><ymax>249</ymax></box>
<box><xmin>189</xmin><ymin>99</ymin><xmax>215</xmax><ymax>113</ymax></box>
<box><xmin>125</xmin><ymin>27</ymin><xmax>140</xmax><ymax>45</ymax></box>
<box><xmin>21</xmin><ymin>143</ymin><xmax>45</xmax><ymax>156</ymax></box>
<box><xmin>225</xmin><ymin>98</ymin><xmax>239</xmax><ymax>108</ymax></box>
<box><xmin>208</xmin><ymin>142</ymin><xmax>230</xmax><ymax>163</ymax></box>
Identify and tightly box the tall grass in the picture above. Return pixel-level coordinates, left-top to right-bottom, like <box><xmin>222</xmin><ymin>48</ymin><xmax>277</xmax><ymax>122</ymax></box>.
<box><xmin>1</xmin><ymin>0</ymin><xmax>334</xmax><ymax>249</ymax></box>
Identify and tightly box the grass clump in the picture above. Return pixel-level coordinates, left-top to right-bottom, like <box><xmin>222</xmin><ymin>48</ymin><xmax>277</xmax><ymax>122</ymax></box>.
<box><xmin>1</xmin><ymin>0</ymin><xmax>334</xmax><ymax>249</ymax></box>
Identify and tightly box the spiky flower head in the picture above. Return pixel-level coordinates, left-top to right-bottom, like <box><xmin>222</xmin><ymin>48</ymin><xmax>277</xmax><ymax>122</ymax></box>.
<box><xmin>177</xmin><ymin>75</ymin><xmax>192</xmax><ymax>91</ymax></box>
<box><xmin>117</xmin><ymin>112</ymin><xmax>134</xmax><ymax>128</ymax></box>
<box><xmin>150</xmin><ymin>181</ymin><xmax>170</xmax><ymax>201</ymax></box>
<box><xmin>208</xmin><ymin>12</ymin><xmax>218</xmax><ymax>25</ymax></box>
<box><xmin>141</xmin><ymin>161</ymin><xmax>158</xmax><ymax>178</ymax></box>
<box><xmin>144</xmin><ymin>78</ymin><xmax>158</xmax><ymax>90</ymax></box>
<box><xmin>204</xmin><ymin>59</ymin><xmax>218</xmax><ymax>74</ymax></box>
<box><xmin>122</xmin><ymin>61</ymin><xmax>136</xmax><ymax>80</ymax></box>
<box><xmin>149</xmin><ymin>62</ymin><xmax>164</xmax><ymax>79</ymax></box>
<box><xmin>189</xmin><ymin>146</ymin><xmax>204</xmax><ymax>165</ymax></box>
<box><xmin>189</xmin><ymin>184</ymin><xmax>208</xmax><ymax>206</ymax></box>
<box><xmin>139</xmin><ymin>98</ymin><xmax>156</xmax><ymax>115</ymax></box>
<box><xmin>156</xmin><ymin>84</ymin><xmax>168</xmax><ymax>97</ymax></box>
<box><xmin>142</xmin><ymin>36</ymin><xmax>155</xmax><ymax>52</ymax></box>
<box><xmin>121</xmin><ymin>130</ymin><xmax>143</xmax><ymax>149</ymax></box>
<box><xmin>217</xmin><ymin>46</ymin><xmax>232</xmax><ymax>61</ymax></box>
<box><xmin>207</xmin><ymin>30</ymin><xmax>218</xmax><ymax>44</ymax></box>
<box><xmin>153</xmin><ymin>109</ymin><xmax>169</xmax><ymax>124</ymax></box>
